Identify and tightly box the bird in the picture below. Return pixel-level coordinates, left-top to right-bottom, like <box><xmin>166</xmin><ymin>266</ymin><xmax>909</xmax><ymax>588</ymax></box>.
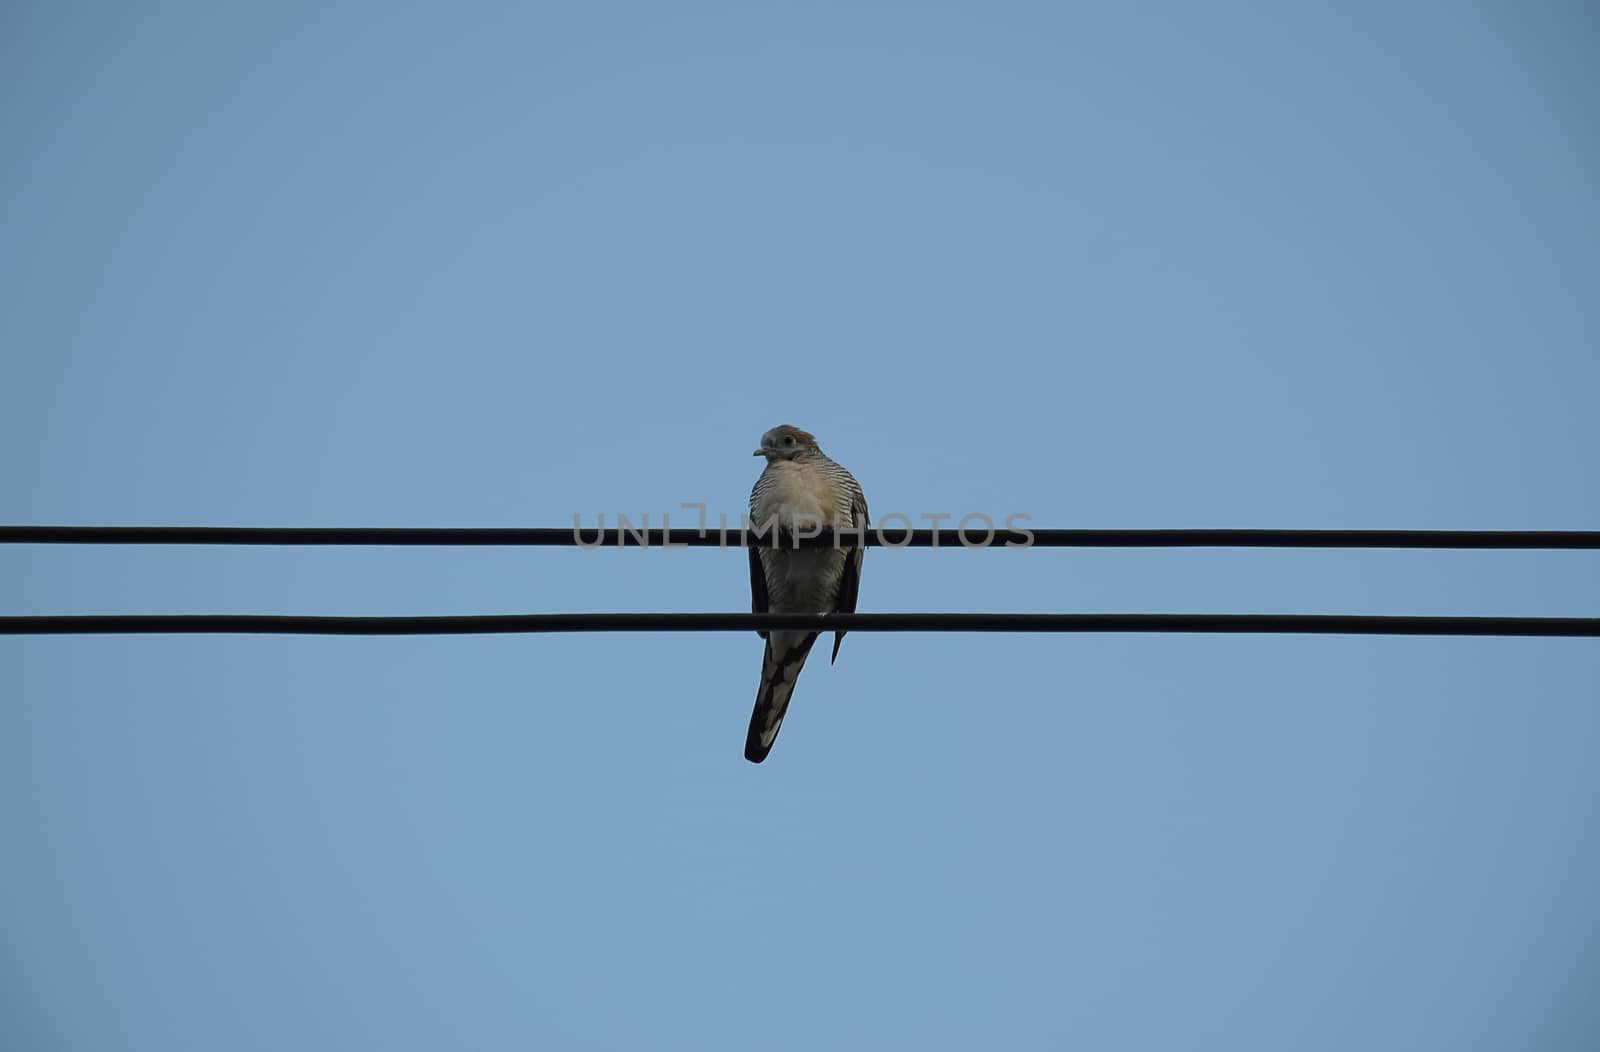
<box><xmin>744</xmin><ymin>425</ymin><xmax>869</xmax><ymax>763</ymax></box>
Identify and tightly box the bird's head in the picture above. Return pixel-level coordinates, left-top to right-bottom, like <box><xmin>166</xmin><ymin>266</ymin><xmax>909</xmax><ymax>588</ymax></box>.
<box><xmin>754</xmin><ymin>424</ymin><xmax>821</xmax><ymax>462</ymax></box>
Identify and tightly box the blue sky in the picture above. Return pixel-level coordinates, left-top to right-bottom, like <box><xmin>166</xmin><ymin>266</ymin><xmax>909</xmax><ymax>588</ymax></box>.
<box><xmin>3</xmin><ymin>3</ymin><xmax>1597</xmax><ymax>1049</ymax></box>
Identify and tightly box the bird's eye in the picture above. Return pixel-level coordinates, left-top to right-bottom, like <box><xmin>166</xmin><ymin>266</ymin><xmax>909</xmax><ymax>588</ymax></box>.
<box><xmin>784</xmin><ymin>436</ymin><xmax>795</xmax><ymax>446</ymax></box>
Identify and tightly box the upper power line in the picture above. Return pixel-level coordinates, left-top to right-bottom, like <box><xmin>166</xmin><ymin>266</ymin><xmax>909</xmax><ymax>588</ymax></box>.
<box><xmin>3</xmin><ymin>526</ymin><xmax>1598</xmax><ymax>549</ymax></box>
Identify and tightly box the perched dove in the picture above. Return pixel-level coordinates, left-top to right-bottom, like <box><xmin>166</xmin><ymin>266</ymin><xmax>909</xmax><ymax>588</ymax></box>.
<box><xmin>745</xmin><ymin>425</ymin><xmax>869</xmax><ymax>763</ymax></box>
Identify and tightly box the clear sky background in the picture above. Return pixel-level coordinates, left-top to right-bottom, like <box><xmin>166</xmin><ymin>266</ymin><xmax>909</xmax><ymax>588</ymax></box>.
<box><xmin>3</xmin><ymin>3</ymin><xmax>1598</xmax><ymax>1049</ymax></box>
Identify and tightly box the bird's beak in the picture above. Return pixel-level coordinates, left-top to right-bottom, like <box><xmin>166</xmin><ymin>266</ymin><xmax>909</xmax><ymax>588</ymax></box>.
<box><xmin>752</xmin><ymin>448</ymin><xmax>766</xmax><ymax>457</ymax></box>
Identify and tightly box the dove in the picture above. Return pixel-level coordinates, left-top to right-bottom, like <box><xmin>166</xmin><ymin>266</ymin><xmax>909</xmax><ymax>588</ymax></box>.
<box><xmin>744</xmin><ymin>425</ymin><xmax>869</xmax><ymax>763</ymax></box>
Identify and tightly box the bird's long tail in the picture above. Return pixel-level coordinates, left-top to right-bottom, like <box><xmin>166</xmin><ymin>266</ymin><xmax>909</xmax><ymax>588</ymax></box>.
<box><xmin>745</xmin><ymin>630</ymin><xmax>819</xmax><ymax>763</ymax></box>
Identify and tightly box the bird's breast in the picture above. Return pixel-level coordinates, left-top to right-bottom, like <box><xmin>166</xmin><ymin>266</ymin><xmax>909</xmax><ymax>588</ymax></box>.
<box><xmin>749</xmin><ymin>458</ymin><xmax>861</xmax><ymax>615</ymax></box>
<box><xmin>752</xmin><ymin>461</ymin><xmax>843</xmax><ymax>531</ymax></box>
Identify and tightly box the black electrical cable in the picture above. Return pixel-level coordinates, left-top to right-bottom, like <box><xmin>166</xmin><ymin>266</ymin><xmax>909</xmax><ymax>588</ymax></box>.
<box><xmin>3</xmin><ymin>612</ymin><xmax>1595</xmax><ymax>637</ymax></box>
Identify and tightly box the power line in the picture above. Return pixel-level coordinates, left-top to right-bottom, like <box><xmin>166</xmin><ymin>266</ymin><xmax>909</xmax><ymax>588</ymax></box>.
<box><xmin>6</xmin><ymin>527</ymin><xmax>1592</xmax><ymax>638</ymax></box>
<box><xmin>3</xmin><ymin>526</ymin><xmax>1599</xmax><ymax>549</ymax></box>
<box><xmin>3</xmin><ymin>613</ymin><xmax>1596</xmax><ymax>637</ymax></box>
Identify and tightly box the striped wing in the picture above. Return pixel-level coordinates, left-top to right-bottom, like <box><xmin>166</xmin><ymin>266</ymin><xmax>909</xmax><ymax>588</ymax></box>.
<box><xmin>829</xmin><ymin>485</ymin><xmax>868</xmax><ymax>663</ymax></box>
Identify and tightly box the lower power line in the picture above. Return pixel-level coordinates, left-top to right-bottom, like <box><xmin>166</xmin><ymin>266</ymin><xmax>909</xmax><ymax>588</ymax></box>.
<box><xmin>2</xmin><ymin>612</ymin><xmax>1595</xmax><ymax>637</ymax></box>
